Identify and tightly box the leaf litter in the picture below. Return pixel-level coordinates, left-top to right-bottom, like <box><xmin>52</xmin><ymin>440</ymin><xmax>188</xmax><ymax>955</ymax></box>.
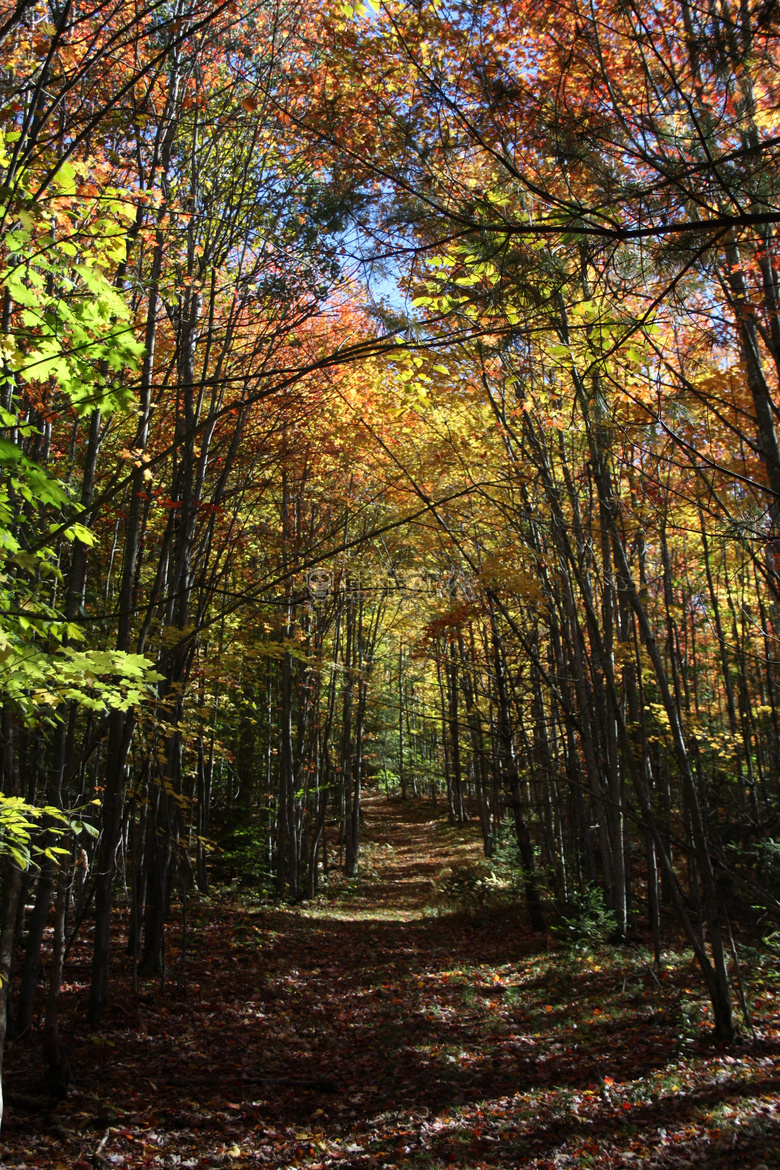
<box><xmin>3</xmin><ymin>796</ymin><xmax>779</xmax><ymax>1169</ymax></box>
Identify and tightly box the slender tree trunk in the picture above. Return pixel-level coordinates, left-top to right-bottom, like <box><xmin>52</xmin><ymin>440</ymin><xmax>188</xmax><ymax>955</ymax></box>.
<box><xmin>42</xmin><ymin>862</ymin><xmax>69</xmax><ymax>1095</ymax></box>
<box><xmin>490</xmin><ymin>612</ymin><xmax>545</xmax><ymax>931</ymax></box>
<box><xmin>0</xmin><ymin>863</ymin><xmax>23</xmax><ymax>1130</ymax></box>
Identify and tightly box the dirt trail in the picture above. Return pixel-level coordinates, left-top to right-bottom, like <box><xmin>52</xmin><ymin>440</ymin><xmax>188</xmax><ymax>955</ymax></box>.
<box><xmin>3</xmin><ymin>796</ymin><xmax>778</xmax><ymax>1169</ymax></box>
<box><xmin>329</xmin><ymin>793</ymin><xmax>483</xmax><ymax>917</ymax></box>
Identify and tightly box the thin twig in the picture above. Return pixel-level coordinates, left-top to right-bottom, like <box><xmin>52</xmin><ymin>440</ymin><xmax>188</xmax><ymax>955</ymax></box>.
<box><xmin>726</xmin><ymin>919</ymin><xmax>755</xmax><ymax>1036</ymax></box>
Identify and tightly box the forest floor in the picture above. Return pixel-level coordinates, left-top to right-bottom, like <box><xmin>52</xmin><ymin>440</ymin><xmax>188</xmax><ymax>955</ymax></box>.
<box><xmin>3</xmin><ymin>795</ymin><xmax>780</xmax><ymax>1169</ymax></box>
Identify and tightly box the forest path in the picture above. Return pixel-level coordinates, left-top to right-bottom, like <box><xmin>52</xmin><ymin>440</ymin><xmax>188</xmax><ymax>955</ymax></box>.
<box><xmin>3</xmin><ymin>794</ymin><xmax>778</xmax><ymax>1168</ymax></box>
<box><xmin>319</xmin><ymin>791</ymin><xmax>484</xmax><ymax>918</ymax></box>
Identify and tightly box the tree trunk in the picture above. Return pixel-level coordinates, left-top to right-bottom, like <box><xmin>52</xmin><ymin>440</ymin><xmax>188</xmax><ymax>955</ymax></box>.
<box><xmin>0</xmin><ymin>863</ymin><xmax>23</xmax><ymax>1130</ymax></box>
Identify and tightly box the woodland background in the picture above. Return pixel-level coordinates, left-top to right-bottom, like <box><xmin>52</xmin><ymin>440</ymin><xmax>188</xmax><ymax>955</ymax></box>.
<box><xmin>0</xmin><ymin>0</ymin><xmax>779</xmax><ymax>1138</ymax></box>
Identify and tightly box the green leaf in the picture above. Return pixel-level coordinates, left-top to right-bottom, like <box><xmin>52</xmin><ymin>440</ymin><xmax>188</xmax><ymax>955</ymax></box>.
<box><xmin>0</xmin><ymin>437</ymin><xmax>22</xmax><ymax>463</ymax></box>
<box><xmin>66</xmin><ymin>522</ymin><xmax>96</xmax><ymax>546</ymax></box>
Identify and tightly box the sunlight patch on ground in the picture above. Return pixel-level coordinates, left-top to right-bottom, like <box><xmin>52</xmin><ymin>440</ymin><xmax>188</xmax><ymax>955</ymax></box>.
<box><xmin>5</xmin><ymin>797</ymin><xmax>779</xmax><ymax>1169</ymax></box>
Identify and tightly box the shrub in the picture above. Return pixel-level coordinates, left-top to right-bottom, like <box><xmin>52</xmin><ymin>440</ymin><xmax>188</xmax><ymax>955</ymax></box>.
<box><xmin>554</xmin><ymin>885</ymin><xmax>617</xmax><ymax>949</ymax></box>
<box><xmin>432</xmin><ymin>862</ymin><xmax>490</xmax><ymax>909</ymax></box>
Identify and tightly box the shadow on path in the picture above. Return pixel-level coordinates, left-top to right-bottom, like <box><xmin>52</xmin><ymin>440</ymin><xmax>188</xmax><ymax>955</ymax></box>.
<box><xmin>3</xmin><ymin>795</ymin><xmax>779</xmax><ymax>1169</ymax></box>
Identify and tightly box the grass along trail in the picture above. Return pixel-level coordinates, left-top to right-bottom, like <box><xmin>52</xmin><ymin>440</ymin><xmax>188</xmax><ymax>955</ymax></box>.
<box><xmin>2</xmin><ymin>795</ymin><xmax>780</xmax><ymax>1168</ymax></box>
